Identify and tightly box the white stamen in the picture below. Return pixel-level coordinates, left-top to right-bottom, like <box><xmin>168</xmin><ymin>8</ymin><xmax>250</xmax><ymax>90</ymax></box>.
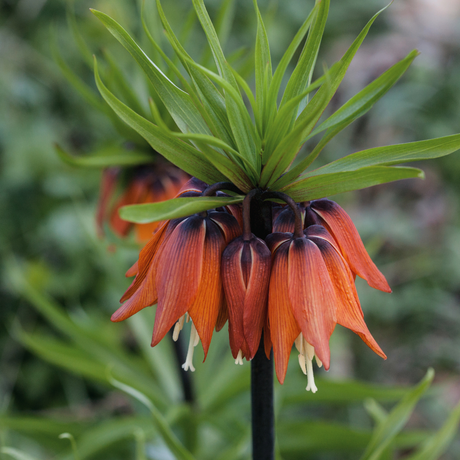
<box><xmin>172</xmin><ymin>315</ymin><xmax>186</xmax><ymax>341</ymax></box>
<box><xmin>305</xmin><ymin>342</ymin><xmax>315</xmax><ymax>362</ymax></box>
<box><xmin>235</xmin><ymin>349</ymin><xmax>244</xmax><ymax>365</ymax></box>
<box><xmin>305</xmin><ymin>356</ymin><xmax>318</xmax><ymax>393</ymax></box>
<box><xmin>182</xmin><ymin>323</ymin><xmax>199</xmax><ymax>372</ymax></box>
<box><xmin>185</xmin><ymin>313</ymin><xmax>191</xmax><ymax>323</ymax></box>
<box><xmin>295</xmin><ymin>334</ymin><xmax>319</xmax><ymax>393</ymax></box>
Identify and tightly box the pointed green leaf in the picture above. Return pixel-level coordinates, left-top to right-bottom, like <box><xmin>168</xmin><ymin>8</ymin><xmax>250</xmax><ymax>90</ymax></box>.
<box><xmin>280</xmin><ymin>0</ymin><xmax>329</xmax><ymax>124</ymax></box>
<box><xmin>174</xmin><ymin>132</ymin><xmax>256</xmax><ymax>189</ymax></box>
<box><xmin>405</xmin><ymin>401</ymin><xmax>460</xmax><ymax>460</ymax></box>
<box><xmin>261</xmin><ymin>3</ymin><xmax>390</xmax><ymax>186</ymax></box>
<box><xmin>360</xmin><ymin>369</ymin><xmax>434</xmax><ymax>460</ymax></box>
<box><xmin>102</xmin><ymin>48</ymin><xmax>149</xmax><ymax>118</ymax></box>
<box><xmin>201</xmin><ymin>0</ymin><xmax>236</xmax><ymax>67</ymax></box>
<box><xmin>192</xmin><ymin>0</ymin><xmax>258</xmax><ymax>168</ymax></box>
<box><xmin>66</xmin><ymin>6</ymin><xmax>94</xmax><ymax>68</ymax></box>
<box><xmin>120</xmin><ymin>195</ymin><xmax>244</xmax><ymax>223</ymax></box>
<box><xmin>94</xmin><ymin>57</ymin><xmax>225</xmax><ymax>184</ymax></box>
<box><xmin>275</xmin><ymin>50</ymin><xmax>419</xmax><ymax>188</ymax></box>
<box><xmin>91</xmin><ymin>9</ymin><xmax>210</xmax><ymax>136</ymax></box>
<box><xmin>254</xmin><ymin>0</ymin><xmax>272</xmax><ymax>136</ymax></box>
<box><xmin>55</xmin><ymin>143</ymin><xmax>152</xmax><ymax>168</ymax></box>
<box><xmin>312</xmin><ymin>50</ymin><xmax>418</xmax><ymax>136</ymax></box>
<box><xmin>306</xmin><ymin>133</ymin><xmax>460</xmax><ymax>178</ymax></box>
<box><xmin>155</xmin><ymin>0</ymin><xmax>236</xmax><ymax>149</ymax></box>
<box><xmin>266</xmin><ymin>3</ymin><xmax>317</xmax><ymax>131</ymax></box>
<box><xmin>281</xmin><ymin>166</ymin><xmax>424</xmax><ymax>201</ymax></box>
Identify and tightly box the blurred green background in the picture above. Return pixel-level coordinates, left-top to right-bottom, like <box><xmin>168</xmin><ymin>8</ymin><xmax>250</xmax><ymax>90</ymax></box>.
<box><xmin>1</xmin><ymin>0</ymin><xmax>460</xmax><ymax>458</ymax></box>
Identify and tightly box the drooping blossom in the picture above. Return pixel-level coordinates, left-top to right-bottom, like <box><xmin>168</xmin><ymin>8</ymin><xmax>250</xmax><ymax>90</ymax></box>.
<box><xmin>113</xmin><ymin>182</ymin><xmax>389</xmax><ymax>392</ymax></box>
<box><xmin>96</xmin><ymin>163</ymin><xmax>188</xmax><ymax>242</ymax></box>
<box><xmin>112</xmin><ymin>178</ymin><xmax>241</xmax><ymax>371</ymax></box>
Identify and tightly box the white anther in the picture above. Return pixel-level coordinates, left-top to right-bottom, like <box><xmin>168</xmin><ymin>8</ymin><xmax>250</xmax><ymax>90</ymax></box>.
<box><xmin>172</xmin><ymin>315</ymin><xmax>186</xmax><ymax>342</ymax></box>
<box><xmin>185</xmin><ymin>313</ymin><xmax>191</xmax><ymax>323</ymax></box>
<box><xmin>315</xmin><ymin>356</ymin><xmax>323</xmax><ymax>368</ymax></box>
<box><xmin>295</xmin><ymin>334</ymin><xmax>319</xmax><ymax>393</ymax></box>
<box><xmin>305</xmin><ymin>355</ymin><xmax>318</xmax><ymax>393</ymax></box>
<box><xmin>235</xmin><ymin>350</ymin><xmax>244</xmax><ymax>365</ymax></box>
<box><xmin>182</xmin><ymin>323</ymin><xmax>200</xmax><ymax>372</ymax></box>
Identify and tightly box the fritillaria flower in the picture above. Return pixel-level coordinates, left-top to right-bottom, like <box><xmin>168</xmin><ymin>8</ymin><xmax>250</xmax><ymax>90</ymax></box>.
<box><xmin>112</xmin><ymin>179</ymin><xmax>241</xmax><ymax>371</ymax></box>
<box><xmin>266</xmin><ymin>195</ymin><xmax>387</xmax><ymax>393</ymax></box>
<box><xmin>222</xmin><ymin>192</ymin><xmax>272</xmax><ymax>363</ymax></box>
<box><xmin>96</xmin><ymin>163</ymin><xmax>188</xmax><ymax>242</ymax></box>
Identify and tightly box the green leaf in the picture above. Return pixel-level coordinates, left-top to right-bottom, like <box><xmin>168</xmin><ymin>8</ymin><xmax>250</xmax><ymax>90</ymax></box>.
<box><xmin>155</xmin><ymin>0</ymin><xmax>236</xmax><ymax>150</ymax></box>
<box><xmin>280</xmin><ymin>166</ymin><xmax>424</xmax><ymax>201</ymax></box>
<box><xmin>50</xmin><ymin>26</ymin><xmax>105</xmax><ymax>113</ymax></box>
<box><xmin>312</xmin><ymin>50</ymin><xmax>418</xmax><ymax>137</ymax></box>
<box><xmin>91</xmin><ymin>9</ymin><xmax>210</xmax><ymax>136</ymax></box>
<box><xmin>303</xmin><ymin>133</ymin><xmax>460</xmax><ymax>177</ymax></box>
<box><xmin>102</xmin><ymin>48</ymin><xmax>149</xmax><ymax>118</ymax></box>
<box><xmin>280</xmin><ymin>0</ymin><xmax>329</xmax><ymax>125</ymax></box>
<box><xmin>405</xmin><ymin>401</ymin><xmax>460</xmax><ymax>460</ymax></box>
<box><xmin>262</xmin><ymin>4</ymin><xmax>390</xmax><ymax>187</ymax></box>
<box><xmin>260</xmin><ymin>78</ymin><xmax>331</xmax><ymax>187</ymax></box>
<box><xmin>54</xmin><ymin>143</ymin><xmax>152</xmax><ymax>168</ymax></box>
<box><xmin>360</xmin><ymin>368</ymin><xmax>434</xmax><ymax>460</ymax></box>
<box><xmin>173</xmin><ymin>132</ymin><xmax>255</xmax><ymax>190</ymax></box>
<box><xmin>109</xmin><ymin>376</ymin><xmax>195</xmax><ymax>460</ymax></box>
<box><xmin>254</xmin><ymin>0</ymin><xmax>272</xmax><ymax>136</ymax></box>
<box><xmin>192</xmin><ymin>0</ymin><xmax>258</xmax><ymax>169</ymax></box>
<box><xmin>66</xmin><ymin>7</ymin><xmax>94</xmax><ymax>68</ymax></box>
<box><xmin>0</xmin><ymin>448</ymin><xmax>40</xmax><ymax>460</ymax></box>
<box><xmin>93</xmin><ymin>57</ymin><xmax>225</xmax><ymax>184</ymax></box>
<box><xmin>201</xmin><ymin>0</ymin><xmax>236</xmax><ymax>67</ymax></box>
<box><xmin>120</xmin><ymin>195</ymin><xmax>244</xmax><ymax>224</ymax></box>
<box><xmin>276</xmin><ymin>49</ymin><xmax>419</xmax><ymax>188</ymax></box>
<box><xmin>266</xmin><ymin>3</ymin><xmax>318</xmax><ymax>135</ymax></box>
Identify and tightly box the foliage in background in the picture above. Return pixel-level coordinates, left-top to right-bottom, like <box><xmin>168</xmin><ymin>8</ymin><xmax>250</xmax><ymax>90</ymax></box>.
<box><xmin>1</xmin><ymin>0</ymin><xmax>460</xmax><ymax>458</ymax></box>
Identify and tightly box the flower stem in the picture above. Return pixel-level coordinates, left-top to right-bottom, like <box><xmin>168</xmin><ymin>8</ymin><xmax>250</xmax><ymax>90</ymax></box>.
<box><xmin>251</xmin><ymin>336</ymin><xmax>274</xmax><ymax>460</ymax></box>
<box><xmin>249</xmin><ymin>193</ymin><xmax>274</xmax><ymax>460</ymax></box>
<box><xmin>263</xmin><ymin>191</ymin><xmax>304</xmax><ymax>238</ymax></box>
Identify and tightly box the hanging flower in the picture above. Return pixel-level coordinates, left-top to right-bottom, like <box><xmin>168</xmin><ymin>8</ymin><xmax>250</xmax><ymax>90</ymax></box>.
<box><xmin>112</xmin><ymin>179</ymin><xmax>241</xmax><ymax>371</ymax></box>
<box><xmin>266</xmin><ymin>195</ymin><xmax>387</xmax><ymax>392</ymax></box>
<box><xmin>96</xmin><ymin>163</ymin><xmax>189</xmax><ymax>242</ymax></box>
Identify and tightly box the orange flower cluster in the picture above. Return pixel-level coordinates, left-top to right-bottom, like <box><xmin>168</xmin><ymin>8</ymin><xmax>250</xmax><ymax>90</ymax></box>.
<box><xmin>97</xmin><ymin>164</ymin><xmax>188</xmax><ymax>242</ymax></box>
<box><xmin>112</xmin><ymin>178</ymin><xmax>390</xmax><ymax>392</ymax></box>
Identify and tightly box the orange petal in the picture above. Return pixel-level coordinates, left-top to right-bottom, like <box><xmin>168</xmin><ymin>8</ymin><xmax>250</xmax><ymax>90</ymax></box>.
<box><xmin>243</xmin><ymin>237</ymin><xmax>271</xmax><ymax>359</ymax></box>
<box><xmin>96</xmin><ymin>168</ymin><xmax>119</xmax><ymax>238</ymax></box>
<box><xmin>311</xmin><ymin>236</ymin><xmax>386</xmax><ymax>359</ymax></box>
<box><xmin>269</xmin><ymin>241</ymin><xmax>301</xmax><ymax>384</ymax></box>
<box><xmin>126</xmin><ymin>260</ymin><xmax>138</xmax><ymax>278</ymax></box>
<box><xmin>151</xmin><ymin>216</ymin><xmax>206</xmax><ymax>347</ymax></box>
<box><xmin>287</xmin><ymin>238</ymin><xmax>337</xmax><ymax>370</ymax></box>
<box><xmin>263</xmin><ymin>320</ymin><xmax>272</xmax><ymax>360</ymax></box>
<box><xmin>222</xmin><ymin>238</ymin><xmax>247</xmax><ymax>357</ymax></box>
<box><xmin>266</xmin><ymin>232</ymin><xmax>292</xmax><ymax>253</ymax></box>
<box><xmin>110</xmin><ymin>178</ymin><xmax>147</xmax><ymax>237</ymax></box>
<box><xmin>310</xmin><ymin>200</ymin><xmax>391</xmax><ymax>293</ymax></box>
<box><xmin>209</xmin><ymin>211</ymin><xmax>242</xmax><ymax>243</ymax></box>
<box><xmin>215</xmin><ymin>297</ymin><xmax>228</xmax><ymax>332</ymax></box>
<box><xmin>120</xmin><ymin>220</ymin><xmax>172</xmax><ymax>303</ymax></box>
<box><xmin>188</xmin><ymin>219</ymin><xmax>226</xmax><ymax>358</ymax></box>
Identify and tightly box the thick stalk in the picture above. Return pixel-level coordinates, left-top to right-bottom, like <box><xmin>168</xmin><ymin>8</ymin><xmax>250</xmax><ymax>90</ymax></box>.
<box><xmin>248</xmin><ymin>192</ymin><xmax>274</xmax><ymax>460</ymax></box>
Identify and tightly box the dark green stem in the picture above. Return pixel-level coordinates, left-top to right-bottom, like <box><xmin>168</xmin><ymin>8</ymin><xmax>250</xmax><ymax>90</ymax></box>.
<box><xmin>249</xmin><ymin>192</ymin><xmax>274</xmax><ymax>460</ymax></box>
